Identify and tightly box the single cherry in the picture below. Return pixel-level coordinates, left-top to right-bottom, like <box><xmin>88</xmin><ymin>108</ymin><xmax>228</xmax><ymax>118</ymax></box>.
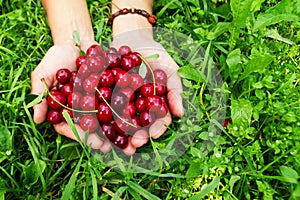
<box><xmin>80</xmin><ymin>94</ymin><xmax>98</xmax><ymax>111</ymax></box>
<box><xmin>106</xmin><ymin>52</ymin><xmax>121</xmax><ymax>68</ymax></box>
<box><xmin>97</xmin><ymin>102</ymin><xmax>113</xmax><ymax>123</ymax></box>
<box><xmin>47</xmin><ymin>109</ymin><xmax>62</xmax><ymax>124</ymax></box>
<box><xmin>83</xmin><ymin>75</ymin><xmax>99</xmax><ymax>93</ymax></box>
<box><xmin>56</xmin><ymin>68</ymin><xmax>72</xmax><ymax>84</ymax></box>
<box><xmin>129</xmin><ymin>52</ymin><xmax>142</xmax><ymax>66</ymax></box>
<box><xmin>120</xmin><ymin>56</ymin><xmax>135</xmax><ymax>71</ymax></box>
<box><xmin>130</xmin><ymin>74</ymin><xmax>144</xmax><ymax>90</ymax></box>
<box><xmin>154</xmin><ymin>69</ymin><xmax>168</xmax><ymax>84</ymax></box>
<box><xmin>47</xmin><ymin>91</ymin><xmax>66</xmax><ymax>110</ymax></box>
<box><xmin>100</xmin><ymin>122</ymin><xmax>117</xmax><ymax>140</ymax></box>
<box><xmin>118</xmin><ymin>45</ymin><xmax>131</xmax><ymax>56</ymax></box>
<box><xmin>80</xmin><ymin>114</ymin><xmax>99</xmax><ymax>133</ymax></box>
<box><xmin>140</xmin><ymin>83</ymin><xmax>154</xmax><ymax>97</ymax></box>
<box><xmin>115</xmin><ymin>70</ymin><xmax>131</xmax><ymax>88</ymax></box>
<box><xmin>86</xmin><ymin>44</ymin><xmax>104</xmax><ymax>57</ymax></box>
<box><xmin>76</xmin><ymin>56</ymin><xmax>86</xmax><ymax>68</ymax></box>
<box><xmin>95</xmin><ymin>87</ymin><xmax>112</xmax><ymax>102</ymax></box>
<box><xmin>99</xmin><ymin>69</ymin><xmax>115</xmax><ymax>88</ymax></box>
<box><xmin>139</xmin><ymin>111</ymin><xmax>153</xmax><ymax>127</ymax></box>
<box><xmin>67</xmin><ymin>92</ymin><xmax>82</xmax><ymax>108</ymax></box>
<box><xmin>135</xmin><ymin>97</ymin><xmax>147</xmax><ymax>113</ymax></box>
<box><xmin>112</xmin><ymin>133</ymin><xmax>128</xmax><ymax>149</ymax></box>
<box><xmin>61</xmin><ymin>83</ymin><xmax>73</xmax><ymax>97</ymax></box>
<box><xmin>86</xmin><ymin>55</ymin><xmax>106</xmax><ymax>73</ymax></box>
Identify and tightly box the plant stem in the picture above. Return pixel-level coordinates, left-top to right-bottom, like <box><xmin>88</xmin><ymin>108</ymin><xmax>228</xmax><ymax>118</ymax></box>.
<box><xmin>138</xmin><ymin>54</ymin><xmax>156</xmax><ymax>95</ymax></box>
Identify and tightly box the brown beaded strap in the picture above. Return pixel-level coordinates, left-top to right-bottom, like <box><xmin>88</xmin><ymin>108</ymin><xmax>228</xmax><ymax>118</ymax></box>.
<box><xmin>107</xmin><ymin>8</ymin><xmax>157</xmax><ymax>26</ymax></box>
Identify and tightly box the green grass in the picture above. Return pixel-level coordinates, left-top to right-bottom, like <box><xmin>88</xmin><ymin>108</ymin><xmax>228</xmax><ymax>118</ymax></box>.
<box><xmin>1</xmin><ymin>0</ymin><xmax>300</xmax><ymax>199</ymax></box>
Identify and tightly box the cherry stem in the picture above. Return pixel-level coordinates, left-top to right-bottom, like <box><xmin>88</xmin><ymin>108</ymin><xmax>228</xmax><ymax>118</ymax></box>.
<box><xmin>94</xmin><ymin>87</ymin><xmax>137</xmax><ymax>128</ymax></box>
<box><xmin>138</xmin><ymin>54</ymin><xmax>156</xmax><ymax>95</ymax></box>
<box><xmin>41</xmin><ymin>78</ymin><xmax>97</xmax><ymax>113</ymax></box>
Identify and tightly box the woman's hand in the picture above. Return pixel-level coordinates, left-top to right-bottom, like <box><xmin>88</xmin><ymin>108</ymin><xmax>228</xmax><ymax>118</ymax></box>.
<box><xmin>112</xmin><ymin>32</ymin><xmax>184</xmax><ymax>153</ymax></box>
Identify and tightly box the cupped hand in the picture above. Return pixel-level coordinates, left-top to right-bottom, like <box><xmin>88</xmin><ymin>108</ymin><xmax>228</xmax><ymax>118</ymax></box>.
<box><xmin>31</xmin><ymin>40</ymin><xmax>113</xmax><ymax>153</ymax></box>
<box><xmin>112</xmin><ymin>31</ymin><xmax>184</xmax><ymax>153</ymax></box>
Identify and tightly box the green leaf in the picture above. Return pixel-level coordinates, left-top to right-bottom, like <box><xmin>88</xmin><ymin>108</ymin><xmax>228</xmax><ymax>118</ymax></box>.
<box><xmin>231</xmin><ymin>99</ymin><xmax>253</xmax><ymax>127</ymax></box>
<box><xmin>23</xmin><ymin>160</ymin><xmax>46</xmax><ymax>189</ymax></box>
<box><xmin>24</xmin><ymin>93</ymin><xmax>44</xmax><ymax>109</ymax></box>
<box><xmin>126</xmin><ymin>181</ymin><xmax>161</xmax><ymax>200</ymax></box>
<box><xmin>112</xmin><ymin>186</ymin><xmax>127</xmax><ymax>200</ymax></box>
<box><xmin>189</xmin><ymin>176</ymin><xmax>220</xmax><ymax>200</ymax></box>
<box><xmin>0</xmin><ymin>190</ymin><xmax>6</xmax><ymax>200</ymax></box>
<box><xmin>139</xmin><ymin>62</ymin><xmax>147</xmax><ymax>79</ymax></box>
<box><xmin>207</xmin><ymin>22</ymin><xmax>231</xmax><ymax>40</ymax></box>
<box><xmin>280</xmin><ymin>166</ymin><xmax>299</xmax><ymax>184</ymax></box>
<box><xmin>253</xmin><ymin>0</ymin><xmax>300</xmax><ymax>31</ymax></box>
<box><xmin>229</xmin><ymin>175</ymin><xmax>240</xmax><ymax>192</ymax></box>
<box><xmin>145</xmin><ymin>53</ymin><xmax>159</xmax><ymax>60</ymax></box>
<box><xmin>186</xmin><ymin>161</ymin><xmax>202</xmax><ymax>178</ymax></box>
<box><xmin>72</xmin><ymin>31</ymin><xmax>80</xmax><ymax>45</ymax></box>
<box><xmin>265</xmin><ymin>29</ymin><xmax>295</xmax><ymax>45</ymax></box>
<box><xmin>0</xmin><ymin>126</ymin><xmax>12</xmax><ymax>152</ymax></box>
<box><xmin>177</xmin><ymin>65</ymin><xmax>204</xmax><ymax>83</ymax></box>
<box><xmin>226</xmin><ymin>49</ymin><xmax>242</xmax><ymax>84</ymax></box>
<box><xmin>61</xmin><ymin>155</ymin><xmax>83</xmax><ymax>200</ymax></box>
<box><xmin>239</xmin><ymin>53</ymin><xmax>273</xmax><ymax>82</ymax></box>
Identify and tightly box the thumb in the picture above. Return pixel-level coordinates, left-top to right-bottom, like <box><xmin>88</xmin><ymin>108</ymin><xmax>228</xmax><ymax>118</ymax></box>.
<box><xmin>31</xmin><ymin>71</ymin><xmax>53</xmax><ymax>124</ymax></box>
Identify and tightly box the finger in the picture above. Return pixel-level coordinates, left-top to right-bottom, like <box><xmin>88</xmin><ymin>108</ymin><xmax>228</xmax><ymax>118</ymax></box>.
<box><xmin>86</xmin><ymin>133</ymin><xmax>104</xmax><ymax>149</ymax></box>
<box><xmin>31</xmin><ymin>73</ymin><xmax>52</xmax><ymax>124</ymax></box>
<box><xmin>149</xmin><ymin>112</ymin><xmax>172</xmax><ymax>139</ymax></box>
<box><xmin>131</xmin><ymin>129</ymin><xmax>149</xmax><ymax>148</ymax></box>
<box><xmin>123</xmin><ymin>136</ymin><xmax>136</xmax><ymax>156</ymax></box>
<box><xmin>54</xmin><ymin>122</ymin><xmax>85</xmax><ymax>142</ymax></box>
<box><xmin>167</xmin><ymin>70</ymin><xmax>184</xmax><ymax>117</ymax></box>
<box><xmin>100</xmin><ymin>139</ymin><xmax>112</xmax><ymax>153</ymax></box>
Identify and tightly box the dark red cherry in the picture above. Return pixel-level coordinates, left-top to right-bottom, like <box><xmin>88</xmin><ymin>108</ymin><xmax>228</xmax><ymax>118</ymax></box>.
<box><xmin>106</xmin><ymin>52</ymin><xmax>121</xmax><ymax>68</ymax></box>
<box><xmin>83</xmin><ymin>75</ymin><xmax>99</xmax><ymax>93</ymax></box>
<box><xmin>47</xmin><ymin>109</ymin><xmax>62</xmax><ymax>124</ymax></box>
<box><xmin>129</xmin><ymin>52</ymin><xmax>142</xmax><ymax>66</ymax></box>
<box><xmin>86</xmin><ymin>44</ymin><xmax>104</xmax><ymax>57</ymax></box>
<box><xmin>106</xmin><ymin>47</ymin><xmax>118</xmax><ymax>54</ymax></box>
<box><xmin>80</xmin><ymin>114</ymin><xmax>99</xmax><ymax>132</ymax></box>
<box><xmin>130</xmin><ymin>73</ymin><xmax>144</xmax><ymax>90</ymax></box>
<box><xmin>115</xmin><ymin>70</ymin><xmax>131</xmax><ymax>88</ymax></box>
<box><xmin>120</xmin><ymin>56</ymin><xmax>135</xmax><ymax>71</ymax></box>
<box><xmin>80</xmin><ymin>94</ymin><xmax>98</xmax><ymax>111</ymax></box>
<box><xmin>86</xmin><ymin>55</ymin><xmax>106</xmax><ymax>73</ymax></box>
<box><xmin>155</xmin><ymin>82</ymin><xmax>166</xmax><ymax>96</ymax></box>
<box><xmin>60</xmin><ymin>108</ymin><xmax>74</xmax><ymax>121</ymax></box>
<box><xmin>61</xmin><ymin>83</ymin><xmax>73</xmax><ymax>97</ymax></box>
<box><xmin>56</xmin><ymin>68</ymin><xmax>72</xmax><ymax>84</ymax></box>
<box><xmin>156</xmin><ymin>102</ymin><xmax>169</xmax><ymax>118</ymax></box>
<box><xmin>154</xmin><ymin>69</ymin><xmax>167</xmax><ymax>84</ymax></box>
<box><xmin>95</xmin><ymin>87</ymin><xmax>112</xmax><ymax>102</ymax></box>
<box><xmin>56</xmin><ymin>83</ymin><xmax>64</xmax><ymax>91</ymax></box>
<box><xmin>47</xmin><ymin>91</ymin><xmax>66</xmax><ymax>110</ymax></box>
<box><xmin>115</xmin><ymin>117</ymin><xmax>133</xmax><ymax>133</ymax></box>
<box><xmin>118</xmin><ymin>45</ymin><xmax>131</xmax><ymax>56</ymax></box>
<box><xmin>135</xmin><ymin>97</ymin><xmax>146</xmax><ymax>113</ymax></box>
<box><xmin>78</xmin><ymin>63</ymin><xmax>91</xmax><ymax>79</ymax></box>
<box><xmin>123</xmin><ymin>102</ymin><xmax>136</xmax><ymax>117</ymax></box>
<box><xmin>140</xmin><ymin>84</ymin><xmax>154</xmax><ymax>97</ymax></box>
<box><xmin>100</xmin><ymin>122</ymin><xmax>117</xmax><ymax>140</ymax></box>
<box><xmin>99</xmin><ymin>70</ymin><xmax>115</xmax><ymax>87</ymax></box>
<box><xmin>76</xmin><ymin>55</ymin><xmax>86</xmax><ymax>68</ymax></box>
<box><xmin>146</xmin><ymin>95</ymin><xmax>162</xmax><ymax>112</ymax></box>
<box><xmin>111</xmin><ymin>93</ymin><xmax>128</xmax><ymax>111</ymax></box>
<box><xmin>139</xmin><ymin>111</ymin><xmax>153</xmax><ymax>127</ymax></box>
<box><xmin>112</xmin><ymin>133</ymin><xmax>128</xmax><ymax>149</ymax></box>
<box><xmin>97</xmin><ymin>102</ymin><xmax>113</xmax><ymax>123</ymax></box>
<box><xmin>67</xmin><ymin>92</ymin><xmax>82</xmax><ymax>108</ymax></box>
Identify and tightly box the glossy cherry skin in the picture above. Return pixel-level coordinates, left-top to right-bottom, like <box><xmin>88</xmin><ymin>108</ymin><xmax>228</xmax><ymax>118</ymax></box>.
<box><xmin>106</xmin><ymin>52</ymin><xmax>121</xmax><ymax>68</ymax></box>
<box><xmin>106</xmin><ymin>47</ymin><xmax>118</xmax><ymax>54</ymax></box>
<box><xmin>115</xmin><ymin>70</ymin><xmax>131</xmax><ymax>88</ymax></box>
<box><xmin>118</xmin><ymin>45</ymin><xmax>131</xmax><ymax>56</ymax></box>
<box><xmin>83</xmin><ymin>75</ymin><xmax>99</xmax><ymax>93</ymax></box>
<box><xmin>80</xmin><ymin>94</ymin><xmax>98</xmax><ymax>111</ymax></box>
<box><xmin>115</xmin><ymin>117</ymin><xmax>133</xmax><ymax>133</ymax></box>
<box><xmin>111</xmin><ymin>93</ymin><xmax>128</xmax><ymax>111</ymax></box>
<box><xmin>135</xmin><ymin>97</ymin><xmax>147</xmax><ymax>113</ymax></box>
<box><xmin>60</xmin><ymin>108</ymin><xmax>74</xmax><ymax>121</ymax></box>
<box><xmin>112</xmin><ymin>133</ymin><xmax>128</xmax><ymax>149</ymax></box>
<box><xmin>120</xmin><ymin>56</ymin><xmax>135</xmax><ymax>71</ymax></box>
<box><xmin>95</xmin><ymin>87</ymin><xmax>112</xmax><ymax>102</ymax></box>
<box><xmin>156</xmin><ymin>102</ymin><xmax>169</xmax><ymax>118</ymax></box>
<box><xmin>99</xmin><ymin>70</ymin><xmax>115</xmax><ymax>88</ymax></box>
<box><xmin>139</xmin><ymin>111</ymin><xmax>153</xmax><ymax>127</ymax></box>
<box><xmin>67</xmin><ymin>92</ymin><xmax>82</xmax><ymax>108</ymax></box>
<box><xmin>76</xmin><ymin>55</ymin><xmax>86</xmax><ymax>68</ymax></box>
<box><xmin>77</xmin><ymin>63</ymin><xmax>91</xmax><ymax>79</ymax></box>
<box><xmin>146</xmin><ymin>95</ymin><xmax>162</xmax><ymax>113</ymax></box>
<box><xmin>86</xmin><ymin>55</ymin><xmax>106</xmax><ymax>73</ymax></box>
<box><xmin>154</xmin><ymin>69</ymin><xmax>168</xmax><ymax>84</ymax></box>
<box><xmin>155</xmin><ymin>82</ymin><xmax>167</xmax><ymax>96</ymax></box>
<box><xmin>56</xmin><ymin>68</ymin><xmax>72</xmax><ymax>84</ymax></box>
<box><xmin>47</xmin><ymin>109</ymin><xmax>62</xmax><ymax>124</ymax></box>
<box><xmin>61</xmin><ymin>83</ymin><xmax>73</xmax><ymax>97</ymax></box>
<box><xmin>97</xmin><ymin>102</ymin><xmax>113</xmax><ymax>123</ymax></box>
<box><xmin>100</xmin><ymin>122</ymin><xmax>117</xmax><ymax>140</ymax></box>
<box><xmin>86</xmin><ymin>44</ymin><xmax>104</xmax><ymax>57</ymax></box>
<box><xmin>119</xmin><ymin>87</ymin><xmax>135</xmax><ymax>102</ymax></box>
<box><xmin>47</xmin><ymin>91</ymin><xmax>66</xmax><ymax>110</ymax></box>
<box><xmin>80</xmin><ymin>114</ymin><xmax>99</xmax><ymax>133</ymax></box>
<box><xmin>122</xmin><ymin>102</ymin><xmax>136</xmax><ymax>117</ymax></box>
<box><xmin>130</xmin><ymin>74</ymin><xmax>144</xmax><ymax>90</ymax></box>
<box><xmin>140</xmin><ymin>83</ymin><xmax>154</xmax><ymax>97</ymax></box>
<box><xmin>129</xmin><ymin>52</ymin><xmax>142</xmax><ymax>66</ymax></box>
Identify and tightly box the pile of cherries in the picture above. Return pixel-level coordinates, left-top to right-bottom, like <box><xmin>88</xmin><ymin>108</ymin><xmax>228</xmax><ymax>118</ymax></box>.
<box><xmin>46</xmin><ymin>44</ymin><xmax>169</xmax><ymax>149</ymax></box>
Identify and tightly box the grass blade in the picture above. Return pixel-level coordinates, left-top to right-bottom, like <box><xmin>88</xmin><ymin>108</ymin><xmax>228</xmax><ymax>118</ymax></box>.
<box><xmin>189</xmin><ymin>176</ymin><xmax>220</xmax><ymax>200</ymax></box>
<box><xmin>126</xmin><ymin>181</ymin><xmax>161</xmax><ymax>200</ymax></box>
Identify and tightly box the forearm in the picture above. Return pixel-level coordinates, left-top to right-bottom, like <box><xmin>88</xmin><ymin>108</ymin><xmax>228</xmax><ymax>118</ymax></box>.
<box><xmin>42</xmin><ymin>0</ymin><xmax>94</xmax><ymax>49</ymax></box>
<box><xmin>112</xmin><ymin>0</ymin><xmax>153</xmax><ymax>37</ymax></box>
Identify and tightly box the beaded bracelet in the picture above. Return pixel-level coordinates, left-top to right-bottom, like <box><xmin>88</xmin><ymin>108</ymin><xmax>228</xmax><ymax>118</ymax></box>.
<box><xmin>107</xmin><ymin>8</ymin><xmax>157</xmax><ymax>26</ymax></box>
